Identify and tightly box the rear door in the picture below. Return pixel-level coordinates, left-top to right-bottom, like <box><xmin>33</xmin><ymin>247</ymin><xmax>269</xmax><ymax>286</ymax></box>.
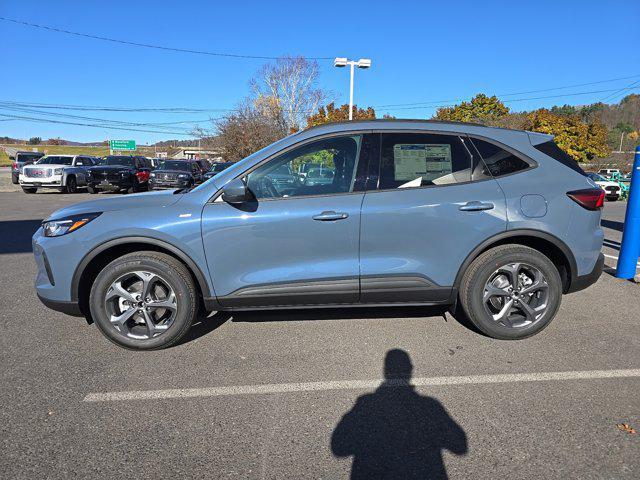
<box><xmin>359</xmin><ymin>131</ymin><xmax>507</xmax><ymax>303</ymax></box>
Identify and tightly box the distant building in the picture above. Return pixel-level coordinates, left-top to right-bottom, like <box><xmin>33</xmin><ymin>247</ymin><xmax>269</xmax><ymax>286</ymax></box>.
<box><xmin>170</xmin><ymin>147</ymin><xmax>223</xmax><ymax>161</ymax></box>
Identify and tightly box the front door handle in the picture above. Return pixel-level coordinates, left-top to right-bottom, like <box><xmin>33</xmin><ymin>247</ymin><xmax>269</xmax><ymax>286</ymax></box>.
<box><xmin>312</xmin><ymin>211</ymin><xmax>349</xmax><ymax>221</ymax></box>
<box><xmin>459</xmin><ymin>201</ymin><xmax>494</xmax><ymax>212</ymax></box>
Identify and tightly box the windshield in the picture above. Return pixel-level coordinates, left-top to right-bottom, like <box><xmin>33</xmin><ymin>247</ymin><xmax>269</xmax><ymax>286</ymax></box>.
<box><xmin>38</xmin><ymin>157</ymin><xmax>73</xmax><ymax>165</ymax></box>
<box><xmin>160</xmin><ymin>161</ymin><xmax>191</xmax><ymax>171</ymax></box>
<box><xmin>103</xmin><ymin>156</ymin><xmax>135</xmax><ymax>167</ymax></box>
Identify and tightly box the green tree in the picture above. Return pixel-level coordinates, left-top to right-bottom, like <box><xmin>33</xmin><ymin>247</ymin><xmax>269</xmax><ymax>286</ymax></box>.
<box><xmin>306</xmin><ymin>102</ymin><xmax>376</xmax><ymax>127</ymax></box>
<box><xmin>524</xmin><ymin>109</ymin><xmax>610</xmax><ymax>161</ymax></box>
<box><xmin>28</xmin><ymin>136</ymin><xmax>41</xmax><ymax>145</ymax></box>
<box><xmin>435</xmin><ymin>94</ymin><xmax>509</xmax><ymax>124</ymax></box>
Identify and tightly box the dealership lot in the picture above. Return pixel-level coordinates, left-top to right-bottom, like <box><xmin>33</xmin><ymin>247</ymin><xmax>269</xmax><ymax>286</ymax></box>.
<box><xmin>1</xmin><ymin>190</ymin><xmax>638</xmax><ymax>478</ymax></box>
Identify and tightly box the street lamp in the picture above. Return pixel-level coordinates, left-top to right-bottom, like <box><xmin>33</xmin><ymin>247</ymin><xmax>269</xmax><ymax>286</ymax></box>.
<box><xmin>334</xmin><ymin>57</ymin><xmax>372</xmax><ymax>120</ymax></box>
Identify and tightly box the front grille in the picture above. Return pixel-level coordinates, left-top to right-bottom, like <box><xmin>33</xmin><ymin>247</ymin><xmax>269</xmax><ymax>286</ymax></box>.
<box><xmin>25</xmin><ymin>168</ymin><xmax>50</xmax><ymax>178</ymax></box>
<box><xmin>162</xmin><ymin>173</ymin><xmax>178</xmax><ymax>181</ymax></box>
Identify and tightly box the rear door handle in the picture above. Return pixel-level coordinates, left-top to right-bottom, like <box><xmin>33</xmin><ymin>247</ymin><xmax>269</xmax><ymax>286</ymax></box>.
<box><xmin>459</xmin><ymin>201</ymin><xmax>494</xmax><ymax>212</ymax></box>
<box><xmin>312</xmin><ymin>211</ymin><xmax>349</xmax><ymax>221</ymax></box>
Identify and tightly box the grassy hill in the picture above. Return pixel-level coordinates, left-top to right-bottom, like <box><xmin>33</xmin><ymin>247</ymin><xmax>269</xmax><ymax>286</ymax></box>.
<box><xmin>0</xmin><ymin>144</ymin><xmax>159</xmax><ymax>165</ymax></box>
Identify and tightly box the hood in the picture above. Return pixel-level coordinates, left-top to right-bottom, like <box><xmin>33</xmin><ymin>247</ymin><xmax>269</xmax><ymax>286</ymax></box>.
<box><xmin>24</xmin><ymin>164</ymin><xmax>67</xmax><ymax>170</ymax></box>
<box><xmin>45</xmin><ymin>190</ymin><xmax>183</xmax><ymax>221</ymax></box>
<box><xmin>89</xmin><ymin>165</ymin><xmax>134</xmax><ymax>172</ymax></box>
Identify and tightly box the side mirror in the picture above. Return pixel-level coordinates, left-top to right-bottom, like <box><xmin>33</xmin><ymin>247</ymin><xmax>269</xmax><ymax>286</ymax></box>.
<box><xmin>221</xmin><ymin>178</ymin><xmax>251</xmax><ymax>204</ymax></box>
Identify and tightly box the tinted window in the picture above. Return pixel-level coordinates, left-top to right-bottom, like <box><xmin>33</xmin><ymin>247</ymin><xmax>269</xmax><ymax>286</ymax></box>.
<box><xmin>103</xmin><ymin>156</ymin><xmax>135</xmax><ymax>167</ymax></box>
<box><xmin>378</xmin><ymin>133</ymin><xmax>471</xmax><ymax>189</ymax></box>
<box><xmin>16</xmin><ymin>153</ymin><xmax>43</xmax><ymax>162</ymax></box>
<box><xmin>247</xmin><ymin>135</ymin><xmax>362</xmax><ymax>199</ymax></box>
<box><xmin>470</xmin><ymin>138</ymin><xmax>531</xmax><ymax>177</ymax></box>
<box><xmin>533</xmin><ymin>141</ymin><xmax>584</xmax><ymax>175</ymax></box>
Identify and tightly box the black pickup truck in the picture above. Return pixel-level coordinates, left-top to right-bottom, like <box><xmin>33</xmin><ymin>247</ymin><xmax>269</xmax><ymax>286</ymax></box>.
<box><xmin>87</xmin><ymin>156</ymin><xmax>152</xmax><ymax>194</ymax></box>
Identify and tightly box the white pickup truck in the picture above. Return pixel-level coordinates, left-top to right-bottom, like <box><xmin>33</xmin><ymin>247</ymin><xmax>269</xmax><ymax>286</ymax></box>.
<box><xmin>19</xmin><ymin>155</ymin><xmax>99</xmax><ymax>194</ymax></box>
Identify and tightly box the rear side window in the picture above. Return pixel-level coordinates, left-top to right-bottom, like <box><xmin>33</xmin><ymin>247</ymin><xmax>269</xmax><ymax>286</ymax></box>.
<box><xmin>533</xmin><ymin>141</ymin><xmax>585</xmax><ymax>175</ymax></box>
<box><xmin>378</xmin><ymin>133</ymin><xmax>471</xmax><ymax>189</ymax></box>
<box><xmin>469</xmin><ymin>138</ymin><xmax>531</xmax><ymax>178</ymax></box>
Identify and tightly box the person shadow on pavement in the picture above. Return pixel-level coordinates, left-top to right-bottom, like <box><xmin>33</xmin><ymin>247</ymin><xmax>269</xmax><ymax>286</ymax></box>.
<box><xmin>331</xmin><ymin>349</ymin><xmax>468</xmax><ymax>479</ymax></box>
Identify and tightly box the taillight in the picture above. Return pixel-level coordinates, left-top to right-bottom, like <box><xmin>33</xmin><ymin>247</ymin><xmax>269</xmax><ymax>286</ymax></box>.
<box><xmin>135</xmin><ymin>171</ymin><xmax>150</xmax><ymax>182</ymax></box>
<box><xmin>567</xmin><ymin>188</ymin><xmax>605</xmax><ymax>210</ymax></box>
<box><xmin>12</xmin><ymin>162</ymin><xmax>18</xmax><ymax>169</ymax></box>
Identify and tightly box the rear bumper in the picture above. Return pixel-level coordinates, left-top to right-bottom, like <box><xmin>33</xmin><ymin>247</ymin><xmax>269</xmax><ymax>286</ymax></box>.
<box><xmin>567</xmin><ymin>253</ymin><xmax>604</xmax><ymax>293</ymax></box>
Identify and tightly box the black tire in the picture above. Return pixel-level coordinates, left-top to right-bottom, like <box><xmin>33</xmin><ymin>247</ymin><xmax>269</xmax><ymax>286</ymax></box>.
<box><xmin>64</xmin><ymin>176</ymin><xmax>77</xmax><ymax>193</ymax></box>
<box><xmin>87</xmin><ymin>186</ymin><xmax>98</xmax><ymax>194</ymax></box>
<box><xmin>11</xmin><ymin>173</ymin><xmax>19</xmax><ymax>184</ymax></box>
<box><xmin>459</xmin><ymin>245</ymin><xmax>562</xmax><ymax>340</ymax></box>
<box><xmin>22</xmin><ymin>187</ymin><xmax>37</xmax><ymax>194</ymax></box>
<box><xmin>89</xmin><ymin>251</ymin><xmax>198</xmax><ymax>350</ymax></box>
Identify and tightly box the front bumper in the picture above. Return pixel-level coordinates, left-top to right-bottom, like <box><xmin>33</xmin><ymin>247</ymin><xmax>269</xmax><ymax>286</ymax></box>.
<box><xmin>567</xmin><ymin>253</ymin><xmax>604</xmax><ymax>294</ymax></box>
<box><xmin>149</xmin><ymin>180</ymin><xmax>191</xmax><ymax>189</ymax></box>
<box><xmin>19</xmin><ymin>174</ymin><xmax>63</xmax><ymax>188</ymax></box>
<box><xmin>88</xmin><ymin>179</ymin><xmax>134</xmax><ymax>190</ymax></box>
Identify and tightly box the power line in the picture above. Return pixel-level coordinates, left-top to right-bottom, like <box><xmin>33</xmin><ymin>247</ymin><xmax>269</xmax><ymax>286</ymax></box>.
<box><xmin>0</xmin><ymin>17</ymin><xmax>332</xmax><ymax>60</ymax></box>
<box><xmin>0</xmin><ymin>104</ymin><xmax>204</xmax><ymax>132</ymax></box>
<box><xmin>0</xmin><ymin>100</ymin><xmax>231</xmax><ymax>113</ymax></box>
<box><xmin>378</xmin><ymin>87</ymin><xmax>640</xmax><ymax>112</ymax></box>
<box><xmin>0</xmin><ymin>113</ymin><xmax>195</xmax><ymax>136</ymax></box>
<box><xmin>374</xmin><ymin>74</ymin><xmax>640</xmax><ymax>108</ymax></box>
<box><xmin>599</xmin><ymin>79</ymin><xmax>640</xmax><ymax>102</ymax></box>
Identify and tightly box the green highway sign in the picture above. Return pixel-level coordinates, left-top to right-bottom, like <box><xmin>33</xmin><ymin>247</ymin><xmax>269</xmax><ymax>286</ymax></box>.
<box><xmin>109</xmin><ymin>140</ymin><xmax>136</xmax><ymax>151</ymax></box>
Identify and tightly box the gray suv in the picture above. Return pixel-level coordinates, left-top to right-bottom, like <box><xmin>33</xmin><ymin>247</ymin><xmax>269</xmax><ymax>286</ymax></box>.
<box><xmin>32</xmin><ymin>120</ymin><xmax>604</xmax><ymax>349</ymax></box>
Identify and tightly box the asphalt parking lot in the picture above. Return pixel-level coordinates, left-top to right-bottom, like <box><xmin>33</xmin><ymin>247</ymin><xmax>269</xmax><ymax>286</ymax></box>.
<box><xmin>1</xmin><ymin>188</ymin><xmax>638</xmax><ymax>479</ymax></box>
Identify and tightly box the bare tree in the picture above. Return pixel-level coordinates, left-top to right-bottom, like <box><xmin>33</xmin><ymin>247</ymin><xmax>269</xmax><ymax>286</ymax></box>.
<box><xmin>250</xmin><ymin>56</ymin><xmax>326</xmax><ymax>132</ymax></box>
<box><xmin>215</xmin><ymin>97</ymin><xmax>288</xmax><ymax>162</ymax></box>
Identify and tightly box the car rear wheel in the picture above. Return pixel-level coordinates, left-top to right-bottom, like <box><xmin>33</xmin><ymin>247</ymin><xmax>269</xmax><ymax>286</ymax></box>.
<box><xmin>89</xmin><ymin>251</ymin><xmax>198</xmax><ymax>350</ymax></box>
<box><xmin>459</xmin><ymin>245</ymin><xmax>562</xmax><ymax>340</ymax></box>
<box><xmin>22</xmin><ymin>187</ymin><xmax>37</xmax><ymax>194</ymax></box>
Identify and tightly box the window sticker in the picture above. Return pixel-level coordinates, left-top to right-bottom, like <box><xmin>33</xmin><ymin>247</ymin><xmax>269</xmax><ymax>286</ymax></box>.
<box><xmin>393</xmin><ymin>144</ymin><xmax>452</xmax><ymax>182</ymax></box>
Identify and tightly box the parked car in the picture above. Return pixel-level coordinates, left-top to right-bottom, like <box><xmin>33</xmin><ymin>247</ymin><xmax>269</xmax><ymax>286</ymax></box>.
<box><xmin>10</xmin><ymin>151</ymin><xmax>45</xmax><ymax>184</ymax></box>
<box><xmin>204</xmin><ymin>162</ymin><xmax>234</xmax><ymax>180</ymax></box>
<box><xmin>19</xmin><ymin>155</ymin><xmax>97</xmax><ymax>194</ymax></box>
<box><xmin>303</xmin><ymin>166</ymin><xmax>335</xmax><ymax>186</ymax></box>
<box><xmin>33</xmin><ymin>120</ymin><xmax>604</xmax><ymax>350</ymax></box>
<box><xmin>597</xmin><ymin>168</ymin><xmax>620</xmax><ymax>178</ymax></box>
<box><xmin>148</xmin><ymin>159</ymin><xmax>205</xmax><ymax>190</ymax></box>
<box><xmin>87</xmin><ymin>155</ymin><xmax>152</xmax><ymax>194</ymax></box>
<box><xmin>585</xmin><ymin>172</ymin><xmax>621</xmax><ymax>201</ymax></box>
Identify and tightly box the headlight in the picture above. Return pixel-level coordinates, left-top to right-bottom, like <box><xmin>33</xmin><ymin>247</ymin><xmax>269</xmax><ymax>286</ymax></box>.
<box><xmin>178</xmin><ymin>174</ymin><xmax>189</xmax><ymax>179</ymax></box>
<box><xmin>150</xmin><ymin>172</ymin><xmax>156</xmax><ymax>177</ymax></box>
<box><xmin>53</xmin><ymin>168</ymin><xmax>63</xmax><ymax>175</ymax></box>
<box><xmin>42</xmin><ymin>212</ymin><xmax>102</xmax><ymax>237</ymax></box>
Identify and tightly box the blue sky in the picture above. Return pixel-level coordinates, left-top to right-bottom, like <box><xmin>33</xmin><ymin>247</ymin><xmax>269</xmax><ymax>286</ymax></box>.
<box><xmin>1</xmin><ymin>0</ymin><xmax>639</xmax><ymax>144</ymax></box>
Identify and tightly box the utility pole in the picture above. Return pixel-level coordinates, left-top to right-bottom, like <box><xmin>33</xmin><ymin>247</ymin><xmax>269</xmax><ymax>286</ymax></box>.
<box><xmin>619</xmin><ymin>132</ymin><xmax>625</xmax><ymax>152</ymax></box>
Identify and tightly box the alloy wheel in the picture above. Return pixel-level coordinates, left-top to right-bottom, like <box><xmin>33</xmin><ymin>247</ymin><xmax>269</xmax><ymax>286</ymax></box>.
<box><xmin>104</xmin><ymin>270</ymin><xmax>177</xmax><ymax>340</ymax></box>
<box><xmin>482</xmin><ymin>263</ymin><xmax>549</xmax><ymax>329</ymax></box>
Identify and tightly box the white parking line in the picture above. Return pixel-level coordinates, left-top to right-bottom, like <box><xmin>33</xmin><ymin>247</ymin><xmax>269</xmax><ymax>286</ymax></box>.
<box><xmin>602</xmin><ymin>253</ymin><xmax>640</xmax><ymax>267</ymax></box>
<box><xmin>83</xmin><ymin>368</ymin><xmax>640</xmax><ymax>402</ymax></box>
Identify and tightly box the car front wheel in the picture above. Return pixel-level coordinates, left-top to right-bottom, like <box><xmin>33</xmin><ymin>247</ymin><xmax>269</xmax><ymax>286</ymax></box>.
<box><xmin>459</xmin><ymin>245</ymin><xmax>562</xmax><ymax>340</ymax></box>
<box><xmin>22</xmin><ymin>187</ymin><xmax>37</xmax><ymax>194</ymax></box>
<box><xmin>89</xmin><ymin>251</ymin><xmax>198</xmax><ymax>350</ymax></box>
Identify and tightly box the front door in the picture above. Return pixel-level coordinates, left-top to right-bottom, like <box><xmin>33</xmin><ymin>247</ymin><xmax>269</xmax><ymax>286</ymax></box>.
<box><xmin>201</xmin><ymin>134</ymin><xmax>369</xmax><ymax>308</ymax></box>
<box><xmin>359</xmin><ymin>132</ymin><xmax>508</xmax><ymax>303</ymax></box>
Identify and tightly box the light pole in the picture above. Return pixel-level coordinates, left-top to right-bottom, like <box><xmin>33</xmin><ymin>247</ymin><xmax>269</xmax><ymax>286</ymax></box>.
<box><xmin>334</xmin><ymin>57</ymin><xmax>372</xmax><ymax>120</ymax></box>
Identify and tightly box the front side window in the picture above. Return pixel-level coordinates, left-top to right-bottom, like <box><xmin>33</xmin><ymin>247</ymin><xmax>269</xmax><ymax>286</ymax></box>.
<box><xmin>246</xmin><ymin>135</ymin><xmax>362</xmax><ymax>199</ymax></box>
<box><xmin>378</xmin><ymin>133</ymin><xmax>471</xmax><ymax>190</ymax></box>
<box><xmin>471</xmin><ymin>138</ymin><xmax>531</xmax><ymax>177</ymax></box>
